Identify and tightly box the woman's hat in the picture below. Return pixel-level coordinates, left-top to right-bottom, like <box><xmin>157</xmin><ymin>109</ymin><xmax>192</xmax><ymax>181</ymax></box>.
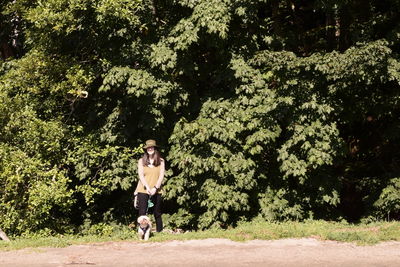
<box><xmin>143</xmin><ymin>139</ymin><xmax>158</xmax><ymax>149</ymax></box>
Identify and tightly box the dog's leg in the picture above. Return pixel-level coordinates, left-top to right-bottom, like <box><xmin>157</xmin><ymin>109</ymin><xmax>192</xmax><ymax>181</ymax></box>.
<box><xmin>144</xmin><ymin>227</ymin><xmax>150</xmax><ymax>241</ymax></box>
<box><xmin>138</xmin><ymin>227</ymin><xmax>144</xmax><ymax>240</ymax></box>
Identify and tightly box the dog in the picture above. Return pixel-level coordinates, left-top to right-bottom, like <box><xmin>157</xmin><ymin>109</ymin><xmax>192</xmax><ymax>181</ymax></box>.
<box><xmin>137</xmin><ymin>215</ymin><xmax>152</xmax><ymax>241</ymax></box>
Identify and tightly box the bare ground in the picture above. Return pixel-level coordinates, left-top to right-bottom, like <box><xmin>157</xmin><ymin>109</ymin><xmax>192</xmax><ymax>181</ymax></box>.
<box><xmin>1</xmin><ymin>238</ymin><xmax>400</xmax><ymax>267</ymax></box>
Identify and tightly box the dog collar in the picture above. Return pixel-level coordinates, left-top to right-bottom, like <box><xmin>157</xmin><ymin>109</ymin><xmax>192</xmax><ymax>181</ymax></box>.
<box><xmin>140</xmin><ymin>225</ymin><xmax>150</xmax><ymax>232</ymax></box>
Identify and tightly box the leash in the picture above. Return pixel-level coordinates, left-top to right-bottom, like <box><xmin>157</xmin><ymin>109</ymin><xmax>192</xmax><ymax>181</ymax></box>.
<box><xmin>147</xmin><ymin>196</ymin><xmax>154</xmax><ymax>214</ymax></box>
<box><xmin>134</xmin><ymin>193</ymin><xmax>155</xmax><ymax>214</ymax></box>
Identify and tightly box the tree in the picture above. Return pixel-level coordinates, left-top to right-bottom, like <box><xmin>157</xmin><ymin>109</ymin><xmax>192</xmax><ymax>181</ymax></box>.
<box><xmin>1</xmin><ymin>0</ymin><xmax>400</xmax><ymax>234</ymax></box>
<box><xmin>0</xmin><ymin>228</ymin><xmax>10</xmax><ymax>241</ymax></box>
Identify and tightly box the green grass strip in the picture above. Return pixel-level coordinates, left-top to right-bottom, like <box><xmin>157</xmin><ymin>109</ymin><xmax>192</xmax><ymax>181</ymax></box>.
<box><xmin>1</xmin><ymin>220</ymin><xmax>399</xmax><ymax>251</ymax></box>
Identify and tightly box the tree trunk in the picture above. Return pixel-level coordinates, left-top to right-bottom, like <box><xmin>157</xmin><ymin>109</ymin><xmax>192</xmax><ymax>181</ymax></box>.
<box><xmin>0</xmin><ymin>42</ymin><xmax>15</xmax><ymax>60</ymax></box>
<box><xmin>0</xmin><ymin>228</ymin><xmax>10</xmax><ymax>241</ymax></box>
<box><xmin>271</xmin><ymin>0</ymin><xmax>283</xmax><ymax>36</ymax></box>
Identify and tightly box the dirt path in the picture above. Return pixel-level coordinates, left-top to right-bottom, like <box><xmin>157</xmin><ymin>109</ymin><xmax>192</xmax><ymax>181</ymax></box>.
<box><xmin>1</xmin><ymin>238</ymin><xmax>400</xmax><ymax>267</ymax></box>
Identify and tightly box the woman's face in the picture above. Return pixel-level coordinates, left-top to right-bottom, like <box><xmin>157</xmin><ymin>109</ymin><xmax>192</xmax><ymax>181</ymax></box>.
<box><xmin>146</xmin><ymin>146</ymin><xmax>155</xmax><ymax>155</ymax></box>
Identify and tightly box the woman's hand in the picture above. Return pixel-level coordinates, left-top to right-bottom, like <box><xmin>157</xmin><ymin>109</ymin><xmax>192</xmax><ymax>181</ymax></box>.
<box><xmin>145</xmin><ymin>186</ymin><xmax>152</xmax><ymax>195</ymax></box>
<box><xmin>150</xmin><ymin>187</ymin><xmax>157</xmax><ymax>196</ymax></box>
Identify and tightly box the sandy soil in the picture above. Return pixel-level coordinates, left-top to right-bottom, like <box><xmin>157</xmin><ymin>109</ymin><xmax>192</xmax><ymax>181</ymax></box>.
<box><xmin>1</xmin><ymin>238</ymin><xmax>400</xmax><ymax>267</ymax></box>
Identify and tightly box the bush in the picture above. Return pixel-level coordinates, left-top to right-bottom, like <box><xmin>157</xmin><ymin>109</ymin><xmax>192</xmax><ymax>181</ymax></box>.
<box><xmin>374</xmin><ymin>178</ymin><xmax>400</xmax><ymax>220</ymax></box>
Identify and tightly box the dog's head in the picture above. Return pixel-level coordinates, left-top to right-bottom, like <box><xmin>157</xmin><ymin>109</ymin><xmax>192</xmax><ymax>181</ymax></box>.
<box><xmin>137</xmin><ymin>215</ymin><xmax>151</xmax><ymax>228</ymax></box>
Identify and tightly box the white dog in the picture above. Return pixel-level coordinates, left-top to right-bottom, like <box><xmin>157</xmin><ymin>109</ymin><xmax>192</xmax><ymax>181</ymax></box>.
<box><xmin>137</xmin><ymin>215</ymin><xmax>152</xmax><ymax>241</ymax></box>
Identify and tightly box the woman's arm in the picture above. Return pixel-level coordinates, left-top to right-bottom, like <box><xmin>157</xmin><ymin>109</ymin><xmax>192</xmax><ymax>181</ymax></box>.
<box><xmin>155</xmin><ymin>159</ymin><xmax>165</xmax><ymax>189</ymax></box>
<box><xmin>150</xmin><ymin>159</ymin><xmax>165</xmax><ymax>195</ymax></box>
<box><xmin>138</xmin><ymin>158</ymin><xmax>151</xmax><ymax>194</ymax></box>
<box><xmin>133</xmin><ymin>180</ymin><xmax>141</xmax><ymax>195</ymax></box>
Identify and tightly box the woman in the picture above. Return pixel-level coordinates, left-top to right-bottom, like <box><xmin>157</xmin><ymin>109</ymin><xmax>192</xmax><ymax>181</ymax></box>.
<box><xmin>136</xmin><ymin>139</ymin><xmax>165</xmax><ymax>232</ymax></box>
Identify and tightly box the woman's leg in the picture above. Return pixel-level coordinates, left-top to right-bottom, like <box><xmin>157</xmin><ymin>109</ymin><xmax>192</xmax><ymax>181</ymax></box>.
<box><xmin>137</xmin><ymin>193</ymin><xmax>149</xmax><ymax>216</ymax></box>
<box><xmin>153</xmin><ymin>194</ymin><xmax>163</xmax><ymax>232</ymax></box>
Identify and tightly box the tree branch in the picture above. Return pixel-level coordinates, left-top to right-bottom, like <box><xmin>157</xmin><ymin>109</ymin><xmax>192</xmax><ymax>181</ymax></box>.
<box><xmin>0</xmin><ymin>228</ymin><xmax>10</xmax><ymax>242</ymax></box>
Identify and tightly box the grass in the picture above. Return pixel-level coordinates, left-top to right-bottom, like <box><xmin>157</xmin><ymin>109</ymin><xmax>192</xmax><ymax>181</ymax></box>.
<box><xmin>1</xmin><ymin>220</ymin><xmax>399</xmax><ymax>251</ymax></box>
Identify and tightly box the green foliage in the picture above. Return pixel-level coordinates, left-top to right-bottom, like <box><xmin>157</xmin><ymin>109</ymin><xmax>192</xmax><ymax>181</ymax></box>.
<box><xmin>374</xmin><ymin>178</ymin><xmax>400</xmax><ymax>220</ymax></box>
<box><xmin>0</xmin><ymin>74</ymin><xmax>74</xmax><ymax>234</ymax></box>
<box><xmin>258</xmin><ymin>188</ymin><xmax>304</xmax><ymax>221</ymax></box>
<box><xmin>0</xmin><ymin>144</ymin><xmax>74</xmax><ymax>234</ymax></box>
<box><xmin>67</xmin><ymin>139</ymin><xmax>138</xmax><ymax>204</ymax></box>
<box><xmin>99</xmin><ymin>66</ymin><xmax>188</xmax><ymax>130</ymax></box>
<box><xmin>162</xmin><ymin>209</ymin><xmax>196</xmax><ymax>230</ymax></box>
<box><xmin>167</xmin><ymin>39</ymin><xmax>399</xmax><ymax>228</ymax></box>
<box><xmin>1</xmin><ymin>0</ymin><xmax>400</xmax><ymax>236</ymax></box>
<box><xmin>1</xmin><ymin>0</ymin><xmax>169</xmax><ymax>235</ymax></box>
